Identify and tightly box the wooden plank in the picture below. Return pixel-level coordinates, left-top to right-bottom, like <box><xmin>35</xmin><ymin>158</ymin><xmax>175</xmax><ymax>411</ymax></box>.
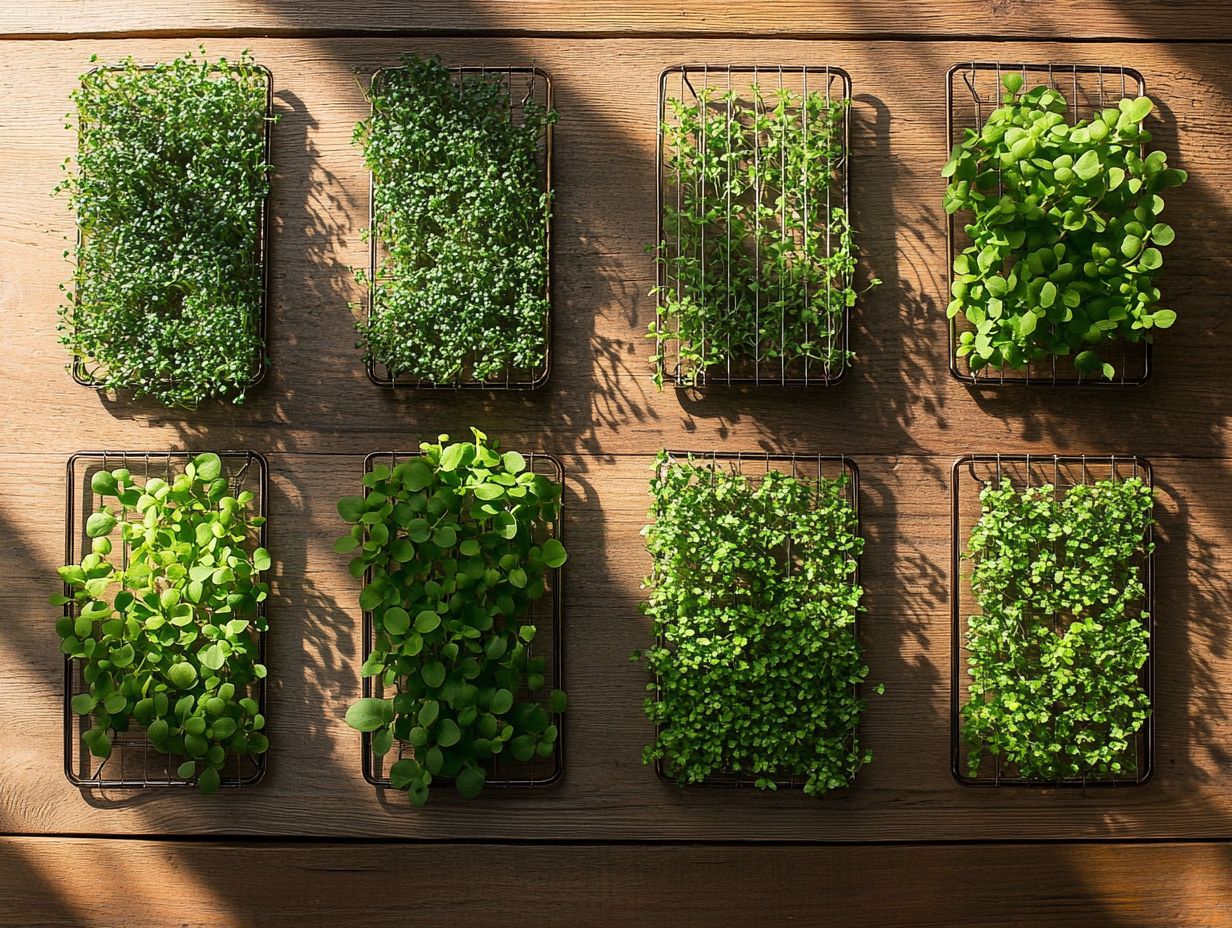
<box><xmin>3</xmin><ymin>37</ymin><xmax>1232</xmax><ymax>842</ymax></box>
<box><xmin>1</xmin><ymin>38</ymin><xmax>1231</xmax><ymax>459</ymax></box>
<box><xmin>3</xmin><ymin>450</ymin><xmax>1232</xmax><ymax>839</ymax></box>
<box><xmin>2</xmin><ymin>837</ymin><xmax>1232</xmax><ymax>928</ymax></box>
<box><xmin>3</xmin><ymin>1</ymin><xmax>1232</xmax><ymax>42</ymax></box>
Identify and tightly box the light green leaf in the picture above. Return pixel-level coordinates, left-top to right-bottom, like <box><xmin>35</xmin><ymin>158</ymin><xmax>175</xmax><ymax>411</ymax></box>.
<box><xmin>344</xmin><ymin>698</ymin><xmax>392</xmax><ymax>733</ymax></box>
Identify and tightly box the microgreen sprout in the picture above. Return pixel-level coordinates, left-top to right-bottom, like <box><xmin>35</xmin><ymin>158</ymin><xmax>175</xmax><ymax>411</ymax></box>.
<box><xmin>57</xmin><ymin>50</ymin><xmax>274</xmax><ymax>408</ymax></box>
<box><xmin>944</xmin><ymin>74</ymin><xmax>1187</xmax><ymax>379</ymax></box>
<box><xmin>338</xmin><ymin>430</ymin><xmax>566</xmax><ymax>805</ymax></box>
<box><xmin>961</xmin><ymin>476</ymin><xmax>1153</xmax><ymax>780</ymax></box>
<box><xmin>638</xmin><ymin>453</ymin><xmax>875</xmax><ymax>794</ymax></box>
<box><xmin>355</xmin><ymin>56</ymin><xmax>556</xmax><ymax>384</ymax></box>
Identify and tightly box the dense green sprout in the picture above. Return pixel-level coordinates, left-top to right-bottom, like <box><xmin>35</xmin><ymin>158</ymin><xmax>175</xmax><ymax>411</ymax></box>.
<box><xmin>961</xmin><ymin>476</ymin><xmax>1154</xmax><ymax>780</ymax></box>
<box><xmin>639</xmin><ymin>453</ymin><xmax>874</xmax><ymax>795</ymax></box>
<box><xmin>58</xmin><ymin>50</ymin><xmax>273</xmax><ymax>408</ymax></box>
<box><xmin>944</xmin><ymin>74</ymin><xmax>1187</xmax><ymax>379</ymax></box>
<box><xmin>54</xmin><ymin>454</ymin><xmax>272</xmax><ymax>794</ymax></box>
<box><xmin>355</xmin><ymin>56</ymin><xmax>556</xmax><ymax>384</ymax></box>
<box><xmin>339</xmin><ymin>430</ymin><xmax>567</xmax><ymax>805</ymax></box>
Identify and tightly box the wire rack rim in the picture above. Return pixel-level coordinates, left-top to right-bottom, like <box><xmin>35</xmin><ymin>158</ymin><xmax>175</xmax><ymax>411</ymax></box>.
<box><xmin>69</xmin><ymin>63</ymin><xmax>274</xmax><ymax>395</ymax></box>
<box><xmin>364</xmin><ymin>64</ymin><xmax>553</xmax><ymax>391</ymax></box>
<box><xmin>357</xmin><ymin>448</ymin><xmax>565</xmax><ymax>791</ymax></box>
<box><xmin>63</xmin><ymin>450</ymin><xmax>270</xmax><ymax>789</ymax></box>
<box><xmin>952</xmin><ymin>453</ymin><xmax>1154</xmax><ymax>486</ymax></box>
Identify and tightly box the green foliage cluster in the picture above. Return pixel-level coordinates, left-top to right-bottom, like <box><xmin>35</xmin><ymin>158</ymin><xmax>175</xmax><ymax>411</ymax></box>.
<box><xmin>638</xmin><ymin>454</ymin><xmax>873</xmax><ymax>794</ymax></box>
<box><xmin>961</xmin><ymin>476</ymin><xmax>1154</xmax><ymax>780</ymax></box>
<box><xmin>355</xmin><ymin>55</ymin><xmax>556</xmax><ymax>384</ymax></box>
<box><xmin>650</xmin><ymin>82</ymin><xmax>869</xmax><ymax>387</ymax></box>
<box><xmin>58</xmin><ymin>50</ymin><xmax>273</xmax><ymax>408</ymax></box>
<box><xmin>54</xmin><ymin>454</ymin><xmax>271</xmax><ymax>794</ymax></box>
<box><xmin>944</xmin><ymin>74</ymin><xmax>1187</xmax><ymax>379</ymax></box>
<box><xmin>339</xmin><ymin>430</ymin><xmax>567</xmax><ymax>805</ymax></box>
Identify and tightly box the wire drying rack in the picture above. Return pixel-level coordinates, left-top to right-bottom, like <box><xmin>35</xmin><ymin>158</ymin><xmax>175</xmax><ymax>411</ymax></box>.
<box><xmin>70</xmin><ymin>63</ymin><xmax>274</xmax><ymax>396</ymax></box>
<box><xmin>359</xmin><ymin>450</ymin><xmax>565</xmax><ymax>790</ymax></box>
<box><xmin>651</xmin><ymin>451</ymin><xmax>862</xmax><ymax>789</ymax></box>
<box><xmin>945</xmin><ymin>63</ymin><xmax>1149</xmax><ymax>387</ymax></box>
<box><xmin>949</xmin><ymin>454</ymin><xmax>1155</xmax><ymax>787</ymax></box>
<box><xmin>365</xmin><ymin>65</ymin><xmax>554</xmax><ymax>390</ymax></box>
<box><xmin>63</xmin><ymin>450</ymin><xmax>269</xmax><ymax>789</ymax></box>
<box><xmin>655</xmin><ymin>65</ymin><xmax>854</xmax><ymax>388</ymax></box>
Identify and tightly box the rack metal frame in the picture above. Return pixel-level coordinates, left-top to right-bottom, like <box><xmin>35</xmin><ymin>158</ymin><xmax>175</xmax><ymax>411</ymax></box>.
<box><xmin>655</xmin><ymin>64</ymin><xmax>854</xmax><ymax>388</ymax></box>
<box><xmin>949</xmin><ymin>453</ymin><xmax>1155</xmax><ymax>787</ymax></box>
<box><xmin>945</xmin><ymin>62</ymin><xmax>1150</xmax><ymax>387</ymax></box>
<box><xmin>364</xmin><ymin>65</ymin><xmax>555</xmax><ymax>390</ymax></box>
<box><xmin>358</xmin><ymin>450</ymin><xmax>565</xmax><ymax>791</ymax></box>
<box><xmin>63</xmin><ymin>450</ymin><xmax>270</xmax><ymax>790</ymax></box>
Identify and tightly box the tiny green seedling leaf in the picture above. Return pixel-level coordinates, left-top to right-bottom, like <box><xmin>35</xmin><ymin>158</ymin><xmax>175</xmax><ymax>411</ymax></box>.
<box><xmin>345</xmin><ymin>698</ymin><xmax>393</xmax><ymax>733</ymax></box>
<box><xmin>355</xmin><ymin>55</ymin><xmax>553</xmax><ymax>385</ymax></box>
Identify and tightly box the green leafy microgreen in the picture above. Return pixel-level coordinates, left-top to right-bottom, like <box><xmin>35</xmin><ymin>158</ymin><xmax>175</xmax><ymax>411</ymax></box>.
<box><xmin>56</xmin><ymin>453</ymin><xmax>272</xmax><ymax>793</ymax></box>
<box><xmin>961</xmin><ymin>476</ymin><xmax>1154</xmax><ymax>779</ymax></box>
<box><xmin>339</xmin><ymin>430</ymin><xmax>566</xmax><ymax>805</ymax></box>
<box><xmin>943</xmin><ymin>76</ymin><xmax>1187</xmax><ymax>378</ymax></box>
<box><xmin>57</xmin><ymin>49</ymin><xmax>275</xmax><ymax>408</ymax></box>
<box><xmin>650</xmin><ymin>82</ymin><xmax>875</xmax><ymax>387</ymax></box>
<box><xmin>638</xmin><ymin>453</ymin><xmax>874</xmax><ymax>794</ymax></box>
<box><xmin>354</xmin><ymin>55</ymin><xmax>556</xmax><ymax>383</ymax></box>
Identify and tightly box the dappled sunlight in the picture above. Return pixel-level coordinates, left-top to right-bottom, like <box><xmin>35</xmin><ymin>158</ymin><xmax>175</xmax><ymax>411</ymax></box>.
<box><xmin>1</xmin><ymin>4</ymin><xmax>1232</xmax><ymax>926</ymax></box>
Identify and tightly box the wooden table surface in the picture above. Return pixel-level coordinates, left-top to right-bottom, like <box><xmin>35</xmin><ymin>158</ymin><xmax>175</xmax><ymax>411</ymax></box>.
<box><xmin>2</xmin><ymin>3</ymin><xmax>1232</xmax><ymax>924</ymax></box>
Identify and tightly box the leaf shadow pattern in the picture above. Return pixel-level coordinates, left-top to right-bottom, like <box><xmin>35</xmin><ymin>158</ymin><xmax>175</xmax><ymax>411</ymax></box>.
<box><xmin>1150</xmin><ymin>468</ymin><xmax>1232</xmax><ymax>785</ymax></box>
<box><xmin>857</xmin><ymin>458</ymin><xmax>948</xmax><ymax>794</ymax></box>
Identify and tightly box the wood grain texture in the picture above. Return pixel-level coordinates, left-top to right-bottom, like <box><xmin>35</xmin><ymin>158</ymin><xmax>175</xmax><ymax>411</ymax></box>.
<box><xmin>2</xmin><ymin>837</ymin><xmax>1232</xmax><ymax>928</ymax></box>
<box><xmin>4</xmin><ymin>1</ymin><xmax>1232</xmax><ymax>41</ymax></box>
<box><xmin>2</xmin><ymin>37</ymin><xmax>1232</xmax><ymax>841</ymax></box>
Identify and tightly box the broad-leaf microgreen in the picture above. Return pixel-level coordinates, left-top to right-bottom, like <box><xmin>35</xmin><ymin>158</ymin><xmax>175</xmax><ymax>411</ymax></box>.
<box><xmin>57</xmin><ymin>50</ymin><xmax>274</xmax><ymax>408</ymax></box>
<box><xmin>355</xmin><ymin>55</ymin><xmax>556</xmax><ymax>384</ymax></box>
<box><xmin>961</xmin><ymin>476</ymin><xmax>1153</xmax><ymax>780</ymax></box>
<box><xmin>944</xmin><ymin>74</ymin><xmax>1187</xmax><ymax>379</ymax></box>
<box><xmin>338</xmin><ymin>430</ymin><xmax>566</xmax><ymax>805</ymax></box>
<box><xmin>638</xmin><ymin>453</ymin><xmax>875</xmax><ymax>794</ymax></box>
<box><xmin>54</xmin><ymin>454</ymin><xmax>272</xmax><ymax>794</ymax></box>
<box><xmin>650</xmin><ymin>83</ymin><xmax>874</xmax><ymax>387</ymax></box>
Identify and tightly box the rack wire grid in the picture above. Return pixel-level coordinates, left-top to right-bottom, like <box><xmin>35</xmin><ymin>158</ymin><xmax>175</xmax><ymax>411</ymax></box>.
<box><xmin>360</xmin><ymin>450</ymin><xmax>565</xmax><ymax>790</ymax></box>
<box><xmin>63</xmin><ymin>450</ymin><xmax>270</xmax><ymax>789</ymax></box>
<box><xmin>945</xmin><ymin>62</ymin><xmax>1150</xmax><ymax>387</ymax></box>
<box><xmin>365</xmin><ymin>65</ymin><xmax>554</xmax><ymax>390</ymax></box>
<box><xmin>651</xmin><ymin>451</ymin><xmax>862</xmax><ymax>788</ymax></box>
<box><xmin>949</xmin><ymin>454</ymin><xmax>1155</xmax><ymax>787</ymax></box>
<box><xmin>655</xmin><ymin>65</ymin><xmax>854</xmax><ymax>388</ymax></box>
<box><xmin>70</xmin><ymin>64</ymin><xmax>274</xmax><ymax>394</ymax></box>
